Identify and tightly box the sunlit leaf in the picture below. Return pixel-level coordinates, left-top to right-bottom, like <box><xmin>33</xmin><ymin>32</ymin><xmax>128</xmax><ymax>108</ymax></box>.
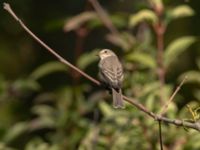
<box><xmin>126</xmin><ymin>52</ymin><xmax>156</xmax><ymax>69</ymax></box>
<box><xmin>106</xmin><ymin>32</ymin><xmax>135</xmax><ymax>50</ymax></box>
<box><xmin>88</xmin><ymin>14</ymin><xmax>127</xmax><ymax>29</ymax></box>
<box><xmin>63</xmin><ymin>11</ymin><xmax>97</xmax><ymax>32</ymax></box>
<box><xmin>179</xmin><ymin>101</ymin><xmax>199</xmax><ymax>119</ymax></box>
<box><xmin>99</xmin><ymin>102</ymin><xmax>114</xmax><ymax>117</ymax></box>
<box><xmin>30</xmin><ymin>61</ymin><xmax>68</xmax><ymax>80</ymax></box>
<box><xmin>29</xmin><ymin>117</ymin><xmax>56</xmax><ymax>130</ymax></box>
<box><xmin>13</xmin><ymin>79</ymin><xmax>40</xmax><ymax>92</ymax></box>
<box><xmin>129</xmin><ymin>9</ymin><xmax>158</xmax><ymax>27</ymax></box>
<box><xmin>185</xmin><ymin>132</ymin><xmax>200</xmax><ymax>149</ymax></box>
<box><xmin>32</xmin><ymin>105</ymin><xmax>55</xmax><ymax>117</ymax></box>
<box><xmin>164</xmin><ymin>36</ymin><xmax>196</xmax><ymax>67</ymax></box>
<box><xmin>25</xmin><ymin>138</ymin><xmax>59</xmax><ymax>150</ymax></box>
<box><xmin>78</xmin><ymin>125</ymin><xmax>100</xmax><ymax>150</ymax></box>
<box><xmin>139</xmin><ymin>82</ymin><xmax>160</xmax><ymax>96</ymax></box>
<box><xmin>165</xmin><ymin>102</ymin><xmax>178</xmax><ymax>118</ymax></box>
<box><xmin>186</xmin><ymin>105</ymin><xmax>200</xmax><ymax>122</ymax></box>
<box><xmin>109</xmin><ymin>14</ymin><xmax>127</xmax><ymax>28</ymax></box>
<box><xmin>77</xmin><ymin>50</ymin><xmax>98</xmax><ymax>70</ymax></box>
<box><xmin>112</xmin><ymin>133</ymin><xmax>129</xmax><ymax>149</ymax></box>
<box><xmin>179</xmin><ymin>71</ymin><xmax>200</xmax><ymax>83</ymax></box>
<box><xmin>30</xmin><ymin>105</ymin><xmax>56</xmax><ymax>130</ymax></box>
<box><xmin>148</xmin><ymin>0</ymin><xmax>163</xmax><ymax>8</ymax></box>
<box><xmin>3</xmin><ymin>122</ymin><xmax>28</xmax><ymax>143</ymax></box>
<box><xmin>170</xmin><ymin>5</ymin><xmax>194</xmax><ymax>20</ymax></box>
<box><xmin>145</xmin><ymin>93</ymin><xmax>156</xmax><ymax>111</ymax></box>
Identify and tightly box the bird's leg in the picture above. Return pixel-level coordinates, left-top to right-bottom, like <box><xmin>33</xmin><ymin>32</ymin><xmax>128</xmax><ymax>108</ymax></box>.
<box><xmin>100</xmin><ymin>82</ymin><xmax>112</xmax><ymax>94</ymax></box>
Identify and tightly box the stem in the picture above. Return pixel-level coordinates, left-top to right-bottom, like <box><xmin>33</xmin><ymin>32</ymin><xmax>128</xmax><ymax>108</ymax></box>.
<box><xmin>71</xmin><ymin>27</ymin><xmax>88</xmax><ymax>83</ymax></box>
<box><xmin>156</xmin><ymin>23</ymin><xmax>165</xmax><ymax>86</ymax></box>
<box><xmin>153</xmin><ymin>5</ymin><xmax>166</xmax><ymax>103</ymax></box>
<box><xmin>159</xmin><ymin>121</ymin><xmax>163</xmax><ymax>150</ymax></box>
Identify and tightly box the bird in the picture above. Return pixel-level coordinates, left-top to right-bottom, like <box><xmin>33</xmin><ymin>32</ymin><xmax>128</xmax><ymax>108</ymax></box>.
<box><xmin>97</xmin><ymin>49</ymin><xmax>124</xmax><ymax>108</ymax></box>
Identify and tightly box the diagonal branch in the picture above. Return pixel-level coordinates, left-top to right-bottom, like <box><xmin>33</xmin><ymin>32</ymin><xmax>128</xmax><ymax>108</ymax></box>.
<box><xmin>160</xmin><ymin>76</ymin><xmax>188</xmax><ymax>116</ymax></box>
<box><xmin>3</xmin><ymin>2</ymin><xmax>200</xmax><ymax>132</ymax></box>
<box><xmin>3</xmin><ymin>3</ymin><xmax>100</xmax><ymax>86</ymax></box>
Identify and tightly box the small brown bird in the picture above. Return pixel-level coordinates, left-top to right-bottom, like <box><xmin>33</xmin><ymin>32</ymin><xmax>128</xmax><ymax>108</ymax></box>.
<box><xmin>98</xmin><ymin>49</ymin><xmax>124</xmax><ymax>108</ymax></box>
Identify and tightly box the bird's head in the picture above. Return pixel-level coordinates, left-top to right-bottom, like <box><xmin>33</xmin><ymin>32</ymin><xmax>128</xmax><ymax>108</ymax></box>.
<box><xmin>98</xmin><ymin>49</ymin><xmax>116</xmax><ymax>59</ymax></box>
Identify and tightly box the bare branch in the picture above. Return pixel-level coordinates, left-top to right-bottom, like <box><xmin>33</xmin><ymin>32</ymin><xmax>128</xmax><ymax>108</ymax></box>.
<box><xmin>123</xmin><ymin>96</ymin><xmax>200</xmax><ymax>131</ymax></box>
<box><xmin>3</xmin><ymin>2</ymin><xmax>200</xmax><ymax>132</ymax></box>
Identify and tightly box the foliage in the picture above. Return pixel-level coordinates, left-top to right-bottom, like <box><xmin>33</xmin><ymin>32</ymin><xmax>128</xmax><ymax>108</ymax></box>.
<box><xmin>0</xmin><ymin>0</ymin><xmax>200</xmax><ymax>149</ymax></box>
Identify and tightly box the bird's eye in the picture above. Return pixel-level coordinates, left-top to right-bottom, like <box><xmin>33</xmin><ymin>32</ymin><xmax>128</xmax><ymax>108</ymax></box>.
<box><xmin>104</xmin><ymin>50</ymin><xmax>107</xmax><ymax>53</ymax></box>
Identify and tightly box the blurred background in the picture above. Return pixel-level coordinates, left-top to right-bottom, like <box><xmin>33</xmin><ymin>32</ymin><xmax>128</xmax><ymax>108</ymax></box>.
<box><xmin>0</xmin><ymin>0</ymin><xmax>200</xmax><ymax>149</ymax></box>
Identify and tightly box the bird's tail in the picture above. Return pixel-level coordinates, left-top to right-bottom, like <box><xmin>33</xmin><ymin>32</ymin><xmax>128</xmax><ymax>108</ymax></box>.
<box><xmin>112</xmin><ymin>88</ymin><xmax>124</xmax><ymax>108</ymax></box>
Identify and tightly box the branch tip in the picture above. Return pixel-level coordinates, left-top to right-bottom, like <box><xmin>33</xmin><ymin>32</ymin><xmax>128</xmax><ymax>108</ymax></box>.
<box><xmin>3</xmin><ymin>2</ymin><xmax>19</xmax><ymax>21</ymax></box>
<box><xmin>3</xmin><ymin>2</ymin><xmax>10</xmax><ymax>10</ymax></box>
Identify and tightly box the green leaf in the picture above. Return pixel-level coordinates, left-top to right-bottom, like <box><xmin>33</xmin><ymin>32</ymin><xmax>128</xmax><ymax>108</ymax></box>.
<box><xmin>145</xmin><ymin>93</ymin><xmax>156</xmax><ymax>111</ymax></box>
<box><xmin>106</xmin><ymin>32</ymin><xmax>135</xmax><ymax>50</ymax></box>
<box><xmin>44</xmin><ymin>18</ymin><xmax>65</xmax><ymax>31</ymax></box>
<box><xmin>32</xmin><ymin>105</ymin><xmax>55</xmax><ymax>117</ymax></box>
<box><xmin>149</xmin><ymin>0</ymin><xmax>163</xmax><ymax>7</ymax></box>
<box><xmin>129</xmin><ymin>9</ymin><xmax>158</xmax><ymax>27</ymax></box>
<box><xmin>78</xmin><ymin>125</ymin><xmax>100</xmax><ymax>150</ymax></box>
<box><xmin>164</xmin><ymin>36</ymin><xmax>196</xmax><ymax>67</ymax></box>
<box><xmin>88</xmin><ymin>14</ymin><xmax>127</xmax><ymax>29</ymax></box>
<box><xmin>99</xmin><ymin>102</ymin><xmax>114</xmax><ymax>117</ymax></box>
<box><xmin>179</xmin><ymin>71</ymin><xmax>200</xmax><ymax>84</ymax></box>
<box><xmin>170</xmin><ymin>5</ymin><xmax>194</xmax><ymax>20</ymax></box>
<box><xmin>29</xmin><ymin>117</ymin><xmax>56</xmax><ymax>130</ymax></box>
<box><xmin>3</xmin><ymin>122</ymin><xmax>29</xmax><ymax>143</ymax></box>
<box><xmin>110</xmin><ymin>14</ymin><xmax>127</xmax><ymax>28</ymax></box>
<box><xmin>140</xmin><ymin>82</ymin><xmax>160</xmax><ymax>96</ymax></box>
<box><xmin>25</xmin><ymin>138</ymin><xmax>57</xmax><ymax>150</ymax></box>
<box><xmin>30</xmin><ymin>61</ymin><xmax>68</xmax><ymax>80</ymax></box>
<box><xmin>30</xmin><ymin>105</ymin><xmax>56</xmax><ymax>130</ymax></box>
<box><xmin>63</xmin><ymin>11</ymin><xmax>97</xmax><ymax>32</ymax></box>
<box><xmin>13</xmin><ymin>79</ymin><xmax>40</xmax><ymax>92</ymax></box>
<box><xmin>126</xmin><ymin>52</ymin><xmax>156</xmax><ymax>69</ymax></box>
<box><xmin>186</xmin><ymin>133</ymin><xmax>200</xmax><ymax>149</ymax></box>
<box><xmin>77</xmin><ymin>50</ymin><xmax>98</xmax><ymax>70</ymax></box>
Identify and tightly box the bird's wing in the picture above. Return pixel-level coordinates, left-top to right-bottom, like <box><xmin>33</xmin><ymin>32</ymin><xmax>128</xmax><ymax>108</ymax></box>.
<box><xmin>99</xmin><ymin>56</ymin><xmax>123</xmax><ymax>89</ymax></box>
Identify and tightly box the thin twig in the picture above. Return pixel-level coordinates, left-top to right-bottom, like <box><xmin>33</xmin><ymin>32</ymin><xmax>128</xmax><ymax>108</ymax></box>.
<box><xmin>153</xmin><ymin>5</ymin><xmax>166</xmax><ymax>150</ymax></box>
<box><xmin>160</xmin><ymin>76</ymin><xmax>188</xmax><ymax>115</ymax></box>
<box><xmin>3</xmin><ymin>2</ymin><xmax>200</xmax><ymax>132</ymax></box>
